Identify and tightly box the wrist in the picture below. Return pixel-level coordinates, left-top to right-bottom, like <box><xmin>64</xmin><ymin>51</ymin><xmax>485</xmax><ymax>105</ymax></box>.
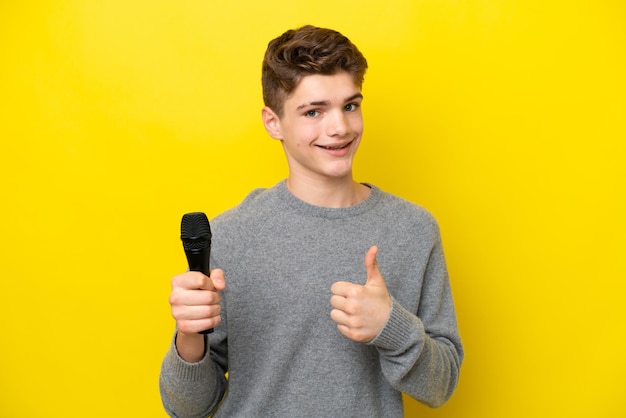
<box><xmin>175</xmin><ymin>331</ymin><xmax>207</xmax><ymax>363</ymax></box>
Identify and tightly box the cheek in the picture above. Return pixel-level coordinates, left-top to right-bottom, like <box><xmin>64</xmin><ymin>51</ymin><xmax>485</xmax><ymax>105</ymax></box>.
<box><xmin>296</xmin><ymin>125</ymin><xmax>321</xmax><ymax>144</ymax></box>
<box><xmin>349</xmin><ymin>113</ymin><xmax>364</xmax><ymax>133</ymax></box>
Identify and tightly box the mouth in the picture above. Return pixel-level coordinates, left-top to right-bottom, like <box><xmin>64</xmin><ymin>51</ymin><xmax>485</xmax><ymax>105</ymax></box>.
<box><xmin>316</xmin><ymin>140</ymin><xmax>353</xmax><ymax>151</ymax></box>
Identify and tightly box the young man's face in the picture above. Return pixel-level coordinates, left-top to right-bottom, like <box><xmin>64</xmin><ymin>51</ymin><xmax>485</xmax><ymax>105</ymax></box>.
<box><xmin>263</xmin><ymin>72</ymin><xmax>364</xmax><ymax>183</ymax></box>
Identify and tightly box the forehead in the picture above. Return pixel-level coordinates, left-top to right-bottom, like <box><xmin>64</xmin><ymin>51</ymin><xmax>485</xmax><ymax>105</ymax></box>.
<box><xmin>286</xmin><ymin>72</ymin><xmax>360</xmax><ymax>105</ymax></box>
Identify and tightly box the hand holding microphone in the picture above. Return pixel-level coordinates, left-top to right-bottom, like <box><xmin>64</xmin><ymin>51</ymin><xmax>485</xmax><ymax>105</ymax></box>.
<box><xmin>170</xmin><ymin>213</ymin><xmax>225</xmax><ymax>339</ymax></box>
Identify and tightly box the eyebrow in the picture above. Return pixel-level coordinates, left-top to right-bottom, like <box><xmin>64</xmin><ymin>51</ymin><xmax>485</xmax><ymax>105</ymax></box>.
<box><xmin>296</xmin><ymin>93</ymin><xmax>364</xmax><ymax>110</ymax></box>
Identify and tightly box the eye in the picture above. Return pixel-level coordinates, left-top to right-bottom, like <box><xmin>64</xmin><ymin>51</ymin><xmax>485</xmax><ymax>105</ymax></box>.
<box><xmin>344</xmin><ymin>103</ymin><xmax>360</xmax><ymax>112</ymax></box>
<box><xmin>305</xmin><ymin>109</ymin><xmax>320</xmax><ymax>118</ymax></box>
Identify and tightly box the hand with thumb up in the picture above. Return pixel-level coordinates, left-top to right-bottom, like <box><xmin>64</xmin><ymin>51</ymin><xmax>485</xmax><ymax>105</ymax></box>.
<box><xmin>330</xmin><ymin>246</ymin><xmax>391</xmax><ymax>343</ymax></box>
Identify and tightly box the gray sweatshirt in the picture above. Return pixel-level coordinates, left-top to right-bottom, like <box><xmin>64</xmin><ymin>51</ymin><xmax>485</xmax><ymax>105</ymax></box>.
<box><xmin>160</xmin><ymin>181</ymin><xmax>463</xmax><ymax>417</ymax></box>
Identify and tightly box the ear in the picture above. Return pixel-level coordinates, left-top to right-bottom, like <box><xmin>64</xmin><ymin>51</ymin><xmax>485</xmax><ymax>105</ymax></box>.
<box><xmin>262</xmin><ymin>106</ymin><xmax>283</xmax><ymax>140</ymax></box>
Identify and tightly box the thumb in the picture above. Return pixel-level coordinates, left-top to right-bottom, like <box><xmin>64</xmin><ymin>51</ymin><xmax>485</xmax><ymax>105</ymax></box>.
<box><xmin>210</xmin><ymin>268</ymin><xmax>226</xmax><ymax>291</ymax></box>
<box><xmin>364</xmin><ymin>246</ymin><xmax>384</xmax><ymax>286</ymax></box>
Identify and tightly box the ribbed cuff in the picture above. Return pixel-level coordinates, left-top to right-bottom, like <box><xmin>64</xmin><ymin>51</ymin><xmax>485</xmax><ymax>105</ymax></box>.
<box><xmin>369</xmin><ymin>297</ymin><xmax>425</xmax><ymax>352</ymax></box>
<box><xmin>163</xmin><ymin>333</ymin><xmax>213</xmax><ymax>383</ymax></box>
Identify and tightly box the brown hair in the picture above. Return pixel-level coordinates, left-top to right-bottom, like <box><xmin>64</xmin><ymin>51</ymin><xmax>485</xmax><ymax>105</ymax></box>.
<box><xmin>262</xmin><ymin>25</ymin><xmax>368</xmax><ymax>117</ymax></box>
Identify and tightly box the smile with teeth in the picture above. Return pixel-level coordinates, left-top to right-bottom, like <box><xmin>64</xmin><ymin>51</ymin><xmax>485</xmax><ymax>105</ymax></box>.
<box><xmin>317</xmin><ymin>140</ymin><xmax>352</xmax><ymax>150</ymax></box>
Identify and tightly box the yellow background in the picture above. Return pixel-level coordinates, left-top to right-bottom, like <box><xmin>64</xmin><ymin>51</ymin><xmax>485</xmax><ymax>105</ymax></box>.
<box><xmin>1</xmin><ymin>1</ymin><xmax>624</xmax><ymax>416</ymax></box>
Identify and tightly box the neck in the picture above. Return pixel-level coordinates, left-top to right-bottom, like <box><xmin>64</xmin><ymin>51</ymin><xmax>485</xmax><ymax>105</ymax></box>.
<box><xmin>285</xmin><ymin>176</ymin><xmax>370</xmax><ymax>208</ymax></box>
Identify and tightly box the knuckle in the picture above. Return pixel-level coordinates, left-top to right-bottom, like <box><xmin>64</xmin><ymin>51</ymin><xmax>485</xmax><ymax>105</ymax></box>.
<box><xmin>190</xmin><ymin>274</ymin><xmax>204</xmax><ymax>289</ymax></box>
<box><xmin>177</xmin><ymin>321</ymin><xmax>193</xmax><ymax>334</ymax></box>
<box><xmin>211</xmin><ymin>292</ymin><xmax>222</xmax><ymax>304</ymax></box>
<box><xmin>346</xmin><ymin>315</ymin><xmax>365</xmax><ymax>329</ymax></box>
<box><xmin>212</xmin><ymin>305</ymin><xmax>222</xmax><ymax>316</ymax></box>
<box><xmin>171</xmin><ymin>274</ymin><xmax>183</xmax><ymax>288</ymax></box>
<box><xmin>170</xmin><ymin>305</ymin><xmax>186</xmax><ymax>320</ymax></box>
<box><xmin>347</xmin><ymin>286</ymin><xmax>363</xmax><ymax>299</ymax></box>
<box><xmin>169</xmin><ymin>292</ymin><xmax>182</xmax><ymax>306</ymax></box>
<box><xmin>343</xmin><ymin>299</ymin><xmax>360</xmax><ymax>315</ymax></box>
<box><xmin>345</xmin><ymin>328</ymin><xmax>366</xmax><ymax>342</ymax></box>
<box><xmin>329</xmin><ymin>309</ymin><xmax>338</xmax><ymax>321</ymax></box>
<box><xmin>212</xmin><ymin>316</ymin><xmax>222</xmax><ymax>327</ymax></box>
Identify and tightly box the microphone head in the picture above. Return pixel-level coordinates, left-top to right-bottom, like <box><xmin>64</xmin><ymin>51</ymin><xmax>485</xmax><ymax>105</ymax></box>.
<box><xmin>181</xmin><ymin>212</ymin><xmax>212</xmax><ymax>252</ymax></box>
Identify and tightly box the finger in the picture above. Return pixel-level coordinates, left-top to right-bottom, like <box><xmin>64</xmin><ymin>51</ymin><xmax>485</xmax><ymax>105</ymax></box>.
<box><xmin>330</xmin><ymin>307</ymin><xmax>349</xmax><ymax>326</ymax></box>
<box><xmin>177</xmin><ymin>316</ymin><xmax>221</xmax><ymax>335</ymax></box>
<box><xmin>329</xmin><ymin>294</ymin><xmax>347</xmax><ymax>310</ymax></box>
<box><xmin>170</xmin><ymin>287</ymin><xmax>222</xmax><ymax>307</ymax></box>
<box><xmin>335</xmin><ymin>323</ymin><xmax>371</xmax><ymax>343</ymax></box>
<box><xmin>330</xmin><ymin>311</ymin><xmax>370</xmax><ymax>343</ymax></box>
<box><xmin>172</xmin><ymin>271</ymin><xmax>215</xmax><ymax>291</ymax></box>
<box><xmin>172</xmin><ymin>303</ymin><xmax>222</xmax><ymax>321</ymax></box>
<box><xmin>364</xmin><ymin>245</ymin><xmax>384</xmax><ymax>286</ymax></box>
<box><xmin>330</xmin><ymin>281</ymin><xmax>355</xmax><ymax>297</ymax></box>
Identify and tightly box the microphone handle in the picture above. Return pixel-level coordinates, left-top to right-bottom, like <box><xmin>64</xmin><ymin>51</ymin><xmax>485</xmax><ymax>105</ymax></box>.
<box><xmin>186</xmin><ymin>250</ymin><xmax>210</xmax><ymax>276</ymax></box>
<box><xmin>185</xmin><ymin>249</ymin><xmax>214</xmax><ymax>334</ymax></box>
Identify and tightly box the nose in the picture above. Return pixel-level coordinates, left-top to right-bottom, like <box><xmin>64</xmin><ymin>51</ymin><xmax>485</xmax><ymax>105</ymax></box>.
<box><xmin>326</xmin><ymin>110</ymin><xmax>350</xmax><ymax>137</ymax></box>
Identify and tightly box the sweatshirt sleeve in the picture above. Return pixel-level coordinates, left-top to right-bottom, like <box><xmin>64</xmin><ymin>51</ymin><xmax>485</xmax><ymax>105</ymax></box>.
<box><xmin>159</xmin><ymin>334</ymin><xmax>227</xmax><ymax>418</ymax></box>
<box><xmin>369</xmin><ymin>231</ymin><xmax>464</xmax><ymax>408</ymax></box>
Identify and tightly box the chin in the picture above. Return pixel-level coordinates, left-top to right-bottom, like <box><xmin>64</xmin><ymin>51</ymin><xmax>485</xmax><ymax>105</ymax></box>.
<box><xmin>323</xmin><ymin>166</ymin><xmax>354</xmax><ymax>179</ymax></box>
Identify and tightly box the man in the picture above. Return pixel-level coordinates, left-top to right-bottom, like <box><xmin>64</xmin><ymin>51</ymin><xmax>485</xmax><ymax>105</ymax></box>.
<box><xmin>160</xmin><ymin>25</ymin><xmax>463</xmax><ymax>417</ymax></box>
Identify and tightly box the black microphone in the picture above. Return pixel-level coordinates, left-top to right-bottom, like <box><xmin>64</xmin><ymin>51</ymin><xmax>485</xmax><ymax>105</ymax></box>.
<box><xmin>180</xmin><ymin>212</ymin><xmax>213</xmax><ymax>334</ymax></box>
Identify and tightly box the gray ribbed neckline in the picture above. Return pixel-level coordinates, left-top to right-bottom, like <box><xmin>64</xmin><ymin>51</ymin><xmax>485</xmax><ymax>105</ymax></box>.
<box><xmin>273</xmin><ymin>180</ymin><xmax>382</xmax><ymax>219</ymax></box>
